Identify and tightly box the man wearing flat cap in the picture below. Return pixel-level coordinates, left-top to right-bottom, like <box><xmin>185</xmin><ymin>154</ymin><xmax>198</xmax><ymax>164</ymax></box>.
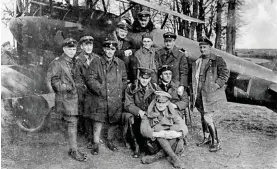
<box><xmin>74</xmin><ymin>35</ymin><xmax>100</xmax><ymax>149</ymax></box>
<box><xmin>123</xmin><ymin>67</ymin><xmax>160</xmax><ymax>158</ymax></box>
<box><xmin>1</xmin><ymin>41</ymin><xmax>18</xmax><ymax>65</ymax></box>
<box><xmin>130</xmin><ymin>32</ymin><xmax>157</xmax><ymax>83</ymax></box>
<box><xmin>158</xmin><ymin>65</ymin><xmax>189</xmax><ymax>123</ymax></box>
<box><xmin>192</xmin><ymin>36</ymin><xmax>229</xmax><ymax>152</ymax></box>
<box><xmin>155</xmin><ymin>32</ymin><xmax>189</xmax><ymax>98</ymax></box>
<box><xmin>140</xmin><ymin>91</ymin><xmax>188</xmax><ymax>169</ymax></box>
<box><xmin>47</xmin><ymin>38</ymin><xmax>87</xmax><ymax>162</ymax></box>
<box><xmin>114</xmin><ymin>20</ymin><xmax>135</xmax><ymax>82</ymax></box>
<box><xmin>86</xmin><ymin>36</ymin><xmax>127</xmax><ymax>155</ymax></box>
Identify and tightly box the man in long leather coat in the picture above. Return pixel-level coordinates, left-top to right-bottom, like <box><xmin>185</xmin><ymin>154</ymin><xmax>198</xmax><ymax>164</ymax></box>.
<box><xmin>47</xmin><ymin>38</ymin><xmax>87</xmax><ymax>162</ymax></box>
<box><xmin>74</xmin><ymin>36</ymin><xmax>99</xmax><ymax>148</ymax></box>
<box><xmin>192</xmin><ymin>37</ymin><xmax>229</xmax><ymax>152</ymax></box>
<box><xmin>123</xmin><ymin>67</ymin><xmax>159</xmax><ymax>158</ymax></box>
<box><xmin>86</xmin><ymin>37</ymin><xmax>127</xmax><ymax>155</ymax></box>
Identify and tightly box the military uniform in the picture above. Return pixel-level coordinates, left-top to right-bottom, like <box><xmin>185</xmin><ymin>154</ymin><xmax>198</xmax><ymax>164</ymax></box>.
<box><xmin>47</xmin><ymin>38</ymin><xmax>87</xmax><ymax>161</ymax></box>
<box><xmin>123</xmin><ymin>68</ymin><xmax>159</xmax><ymax>157</ymax></box>
<box><xmin>192</xmin><ymin>37</ymin><xmax>229</xmax><ymax>152</ymax></box>
<box><xmin>155</xmin><ymin>32</ymin><xmax>189</xmax><ymax>87</ymax></box>
<box><xmin>140</xmin><ymin>91</ymin><xmax>188</xmax><ymax>168</ymax></box>
<box><xmin>74</xmin><ymin>35</ymin><xmax>100</xmax><ymax>147</ymax></box>
<box><xmin>86</xmin><ymin>38</ymin><xmax>127</xmax><ymax>154</ymax></box>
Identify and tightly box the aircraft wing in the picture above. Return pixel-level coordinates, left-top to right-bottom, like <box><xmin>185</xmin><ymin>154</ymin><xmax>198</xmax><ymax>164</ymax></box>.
<box><xmin>127</xmin><ymin>0</ymin><xmax>205</xmax><ymax>23</ymax></box>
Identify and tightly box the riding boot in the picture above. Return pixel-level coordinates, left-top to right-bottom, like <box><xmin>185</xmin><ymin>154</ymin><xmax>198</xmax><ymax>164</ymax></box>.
<box><xmin>196</xmin><ymin>120</ymin><xmax>211</xmax><ymax>147</ymax></box>
<box><xmin>157</xmin><ymin>138</ymin><xmax>184</xmax><ymax>169</ymax></box>
<box><xmin>207</xmin><ymin>123</ymin><xmax>221</xmax><ymax>152</ymax></box>
<box><xmin>129</xmin><ymin>123</ymin><xmax>140</xmax><ymax>158</ymax></box>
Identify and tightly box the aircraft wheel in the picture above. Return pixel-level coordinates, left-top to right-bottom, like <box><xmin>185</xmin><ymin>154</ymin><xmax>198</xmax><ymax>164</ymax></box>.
<box><xmin>12</xmin><ymin>95</ymin><xmax>51</xmax><ymax>132</ymax></box>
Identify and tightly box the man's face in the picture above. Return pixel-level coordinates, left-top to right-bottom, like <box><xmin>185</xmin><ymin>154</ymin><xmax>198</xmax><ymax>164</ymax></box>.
<box><xmin>116</xmin><ymin>28</ymin><xmax>128</xmax><ymax>39</ymax></box>
<box><xmin>139</xmin><ymin>76</ymin><xmax>151</xmax><ymax>87</ymax></box>
<box><xmin>156</xmin><ymin>100</ymin><xmax>169</xmax><ymax>112</ymax></box>
<box><xmin>142</xmin><ymin>38</ymin><xmax>153</xmax><ymax>49</ymax></box>
<box><xmin>3</xmin><ymin>44</ymin><xmax>12</xmax><ymax>52</ymax></box>
<box><xmin>160</xmin><ymin>70</ymin><xmax>172</xmax><ymax>83</ymax></box>
<box><xmin>138</xmin><ymin>16</ymin><xmax>150</xmax><ymax>28</ymax></box>
<box><xmin>81</xmin><ymin>43</ymin><xmax>93</xmax><ymax>54</ymax></box>
<box><xmin>199</xmin><ymin>44</ymin><xmax>211</xmax><ymax>56</ymax></box>
<box><xmin>164</xmin><ymin>39</ymin><xmax>175</xmax><ymax>50</ymax></box>
<box><xmin>63</xmin><ymin>46</ymin><xmax>77</xmax><ymax>58</ymax></box>
<box><xmin>103</xmin><ymin>47</ymin><xmax>116</xmax><ymax>60</ymax></box>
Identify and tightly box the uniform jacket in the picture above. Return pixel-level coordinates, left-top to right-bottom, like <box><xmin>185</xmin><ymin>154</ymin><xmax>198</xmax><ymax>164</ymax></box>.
<box><xmin>140</xmin><ymin>101</ymin><xmax>187</xmax><ymax>138</ymax></box>
<box><xmin>86</xmin><ymin>56</ymin><xmax>127</xmax><ymax>123</ymax></box>
<box><xmin>159</xmin><ymin>80</ymin><xmax>189</xmax><ymax>111</ymax></box>
<box><xmin>155</xmin><ymin>46</ymin><xmax>189</xmax><ymax>87</ymax></box>
<box><xmin>47</xmin><ymin>54</ymin><xmax>78</xmax><ymax>116</ymax></box>
<box><xmin>192</xmin><ymin>53</ymin><xmax>229</xmax><ymax>112</ymax></box>
<box><xmin>74</xmin><ymin>51</ymin><xmax>99</xmax><ymax>116</ymax></box>
<box><xmin>124</xmin><ymin>80</ymin><xmax>159</xmax><ymax>116</ymax></box>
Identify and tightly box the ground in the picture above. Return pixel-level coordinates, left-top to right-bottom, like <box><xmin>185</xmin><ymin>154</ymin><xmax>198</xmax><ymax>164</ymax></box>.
<box><xmin>1</xmin><ymin>102</ymin><xmax>277</xmax><ymax>169</ymax></box>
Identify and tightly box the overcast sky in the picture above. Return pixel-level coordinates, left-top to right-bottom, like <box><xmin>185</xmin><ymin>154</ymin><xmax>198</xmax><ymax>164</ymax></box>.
<box><xmin>236</xmin><ymin>0</ymin><xmax>277</xmax><ymax>49</ymax></box>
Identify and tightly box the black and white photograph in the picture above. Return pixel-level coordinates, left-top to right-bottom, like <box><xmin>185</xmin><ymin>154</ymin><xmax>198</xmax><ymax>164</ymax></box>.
<box><xmin>1</xmin><ymin>0</ymin><xmax>277</xmax><ymax>168</ymax></box>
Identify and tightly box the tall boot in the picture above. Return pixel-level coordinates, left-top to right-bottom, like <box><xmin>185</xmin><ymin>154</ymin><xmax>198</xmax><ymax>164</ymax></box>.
<box><xmin>196</xmin><ymin>119</ymin><xmax>211</xmax><ymax>147</ymax></box>
<box><xmin>129</xmin><ymin>123</ymin><xmax>140</xmax><ymax>158</ymax></box>
<box><xmin>207</xmin><ymin>123</ymin><xmax>221</xmax><ymax>152</ymax></box>
<box><xmin>157</xmin><ymin>138</ymin><xmax>184</xmax><ymax>169</ymax></box>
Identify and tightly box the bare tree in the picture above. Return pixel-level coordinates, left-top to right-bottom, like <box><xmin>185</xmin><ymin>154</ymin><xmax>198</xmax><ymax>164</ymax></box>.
<box><xmin>226</xmin><ymin>0</ymin><xmax>236</xmax><ymax>54</ymax></box>
<box><xmin>196</xmin><ymin>0</ymin><xmax>204</xmax><ymax>39</ymax></box>
<box><xmin>189</xmin><ymin>0</ymin><xmax>198</xmax><ymax>40</ymax></box>
<box><xmin>215</xmin><ymin>0</ymin><xmax>223</xmax><ymax>49</ymax></box>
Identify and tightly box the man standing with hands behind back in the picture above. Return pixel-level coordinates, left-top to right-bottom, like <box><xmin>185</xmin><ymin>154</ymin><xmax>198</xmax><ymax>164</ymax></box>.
<box><xmin>192</xmin><ymin>37</ymin><xmax>229</xmax><ymax>152</ymax></box>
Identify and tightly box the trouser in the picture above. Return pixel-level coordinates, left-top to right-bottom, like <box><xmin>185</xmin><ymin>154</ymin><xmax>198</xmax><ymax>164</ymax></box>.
<box><xmin>195</xmin><ymin>94</ymin><xmax>219</xmax><ymax>144</ymax></box>
<box><xmin>63</xmin><ymin>115</ymin><xmax>78</xmax><ymax>151</ymax></box>
<box><xmin>93</xmin><ymin>121</ymin><xmax>119</xmax><ymax>143</ymax></box>
<box><xmin>84</xmin><ymin>117</ymin><xmax>93</xmax><ymax>141</ymax></box>
<box><xmin>122</xmin><ymin>112</ymin><xmax>145</xmax><ymax>152</ymax></box>
<box><xmin>157</xmin><ymin>138</ymin><xmax>184</xmax><ymax>156</ymax></box>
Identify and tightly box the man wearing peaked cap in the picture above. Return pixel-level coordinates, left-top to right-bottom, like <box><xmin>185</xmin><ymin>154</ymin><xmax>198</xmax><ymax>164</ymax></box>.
<box><xmin>74</xmin><ymin>35</ymin><xmax>99</xmax><ymax>149</ymax></box>
<box><xmin>163</xmin><ymin>32</ymin><xmax>177</xmax><ymax>40</ymax></box>
<box><xmin>192</xmin><ymin>35</ymin><xmax>229</xmax><ymax>152</ymax></box>
<box><xmin>86</xmin><ymin>34</ymin><xmax>127</xmax><ymax>155</ymax></box>
<box><xmin>46</xmin><ymin>37</ymin><xmax>87</xmax><ymax>161</ymax></box>
<box><xmin>62</xmin><ymin>38</ymin><xmax>77</xmax><ymax>47</ymax></box>
<box><xmin>198</xmin><ymin>36</ymin><xmax>213</xmax><ymax>46</ymax></box>
<box><xmin>114</xmin><ymin>19</ymin><xmax>135</xmax><ymax>82</ymax></box>
<box><xmin>140</xmin><ymin>89</ymin><xmax>188</xmax><ymax>168</ymax></box>
<box><xmin>123</xmin><ymin>66</ymin><xmax>160</xmax><ymax>158</ymax></box>
<box><xmin>155</xmin><ymin>32</ymin><xmax>189</xmax><ymax>98</ymax></box>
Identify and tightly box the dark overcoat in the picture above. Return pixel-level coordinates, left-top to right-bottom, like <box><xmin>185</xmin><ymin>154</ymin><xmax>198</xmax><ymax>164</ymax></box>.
<box><xmin>192</xmin><ymin>53</ymin><xmax>229</xmax><ymax>112</ymax></box>
<box><xmin>86</xmin><ymin>56</ymin><xmax>127</xmax><ymax>124</ymax></box>
<box><xmin>155</xmin><ymin>46</ymin><xmax>189</xmax><ymax>87</ymax></box>
<box><xmin>159</xmin><ymin>80</ymin><xmax>189</xmax><ymax>111</ymax></box>
<box><xmin>74</xmin><ymin>52</ymin><xmax>99</xmax><ymax>117</ymax></box>
<box><xmin>47</xmin><ymin>54</ymin><xmax>78</xmax><ymax>116</ymax></box>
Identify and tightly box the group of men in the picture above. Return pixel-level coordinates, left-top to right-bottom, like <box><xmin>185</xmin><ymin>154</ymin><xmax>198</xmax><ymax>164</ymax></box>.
<box><xmin>47</xmin><ymin>9</ymin><xmax>229</xmax><ymax>169</ymax></box>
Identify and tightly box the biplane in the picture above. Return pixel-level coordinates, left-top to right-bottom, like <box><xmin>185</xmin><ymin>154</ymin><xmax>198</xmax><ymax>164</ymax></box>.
<box><xmin>2</xmin><ymin>0</ymin><xmax>277</xmax><ymax>132</ymax></box>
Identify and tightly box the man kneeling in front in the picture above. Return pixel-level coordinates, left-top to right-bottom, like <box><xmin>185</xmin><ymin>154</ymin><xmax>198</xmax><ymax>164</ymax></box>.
<box><xmin>140</xmin><ymin>91</ymin><xmax>188</xmax><ymax>169</ymax></box>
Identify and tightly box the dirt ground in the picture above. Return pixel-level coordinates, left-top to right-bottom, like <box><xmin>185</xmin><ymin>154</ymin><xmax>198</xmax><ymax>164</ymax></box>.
<box><xmin>1</xmin><ymin>102</ymin><xmax>277</xmax><ymax>169</ymax></box>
